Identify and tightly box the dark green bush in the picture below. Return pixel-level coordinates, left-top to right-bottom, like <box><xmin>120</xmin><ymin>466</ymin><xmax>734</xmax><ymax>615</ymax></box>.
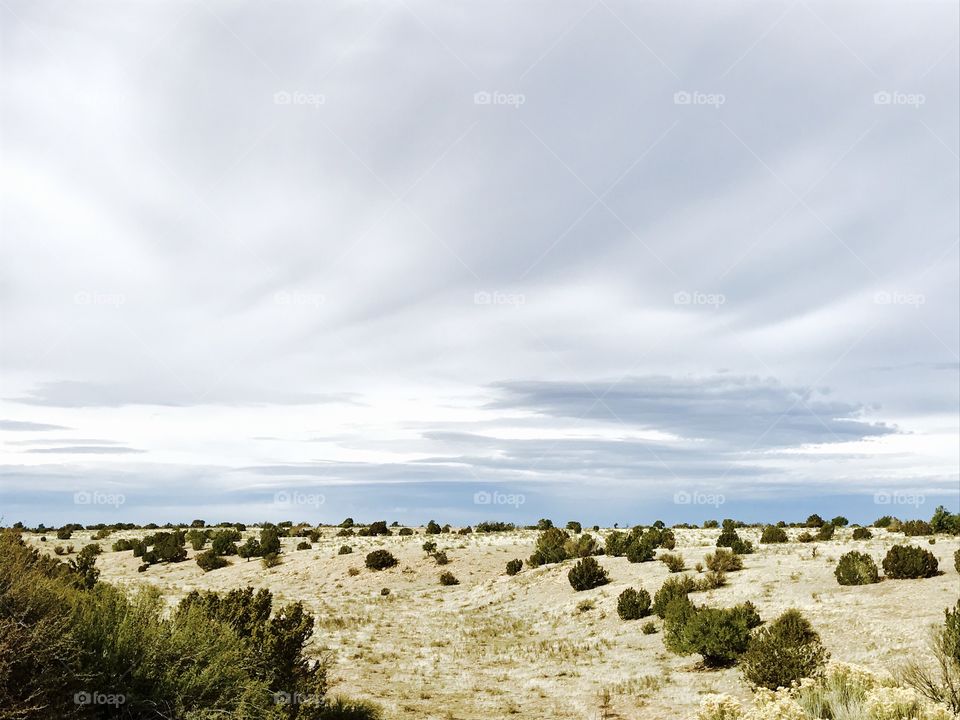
<box><xmin>566</xmin><ymin>521</ymin><xmax>582</xmax><ymax>533</ymax></box>
<box><xmin>954</xmin><ymin>549</ymin><xmax>959</xmax><ymax>574</ymax></box>
<box><xmin>529</xmin><ymin>527</ymin><xmax>570</xmax><ymax>567</ymax></box>
<box><xmin>567</xmin><ymin>557</ymin><xmax>609</xmax><ymax>591</ymax></box>
<box><xmin>902</xmin><ymin>520</ymin><xmax>932</xmax><ymax>537</ymax></box>
<box><xmin>422</xmin><ymin>540</ymin><xmax>437</xmax><ymax>554</ymax></box>
<box><xmin>55</xmin><ymin>528</ymin><xmax>72</xmax><ymax>540</ymax></box>
<box><xmin>816</xmin><ymin>523</ymin><xmax>835</xmax><ymax>541</ymax></box>
<box><xmin>883</xmin><ymin>544</ymin><xmax>939</xmax><ymax>579</ymax></box>
<box><xmin>211</xmin><ymin>530</ymin><xmax>240</xmax><ymax>556</ymax></box>
<box><xmin>196</xmin><ymin>550</ymin><xmax>229</xmax><ymax>572</ymax></box>
<box><xmin>663</xmin><ymin>598</ymin><xmax>753</xmax><ymax>667</ymax></box>
<box><xmin>259</xmin><ymin>527</ymin><xmax>281</xmax><ymax>556</ymax></box>
<box><xmin>439</xmin><ymin>571</ymin><xmax>459</xmax><ymax>586</ymax></box>
<box><xmin>432</xmin><ymin>551</ymin><xmax>449</xmax><ymax>566</ymax></box>
<box><xmin>831</xmin><ymin>516</ymin><xmax>849</xmax><ymax>527</ymax></box>
<box><xmin>694</xmin><ymin>570</ymin><xmax>727</xmax><ymax>590</ymax></box>
<box><xmin>852</xmin><ymin>527</ymin><xmax>872</xmax><ymax>540</ymax></box>
<box><xmin>797</xmin><ymin>532</ymin><xmax>815</xmax><ymax>543</ymax></box>
<box><xmin>641</xmin><ymin>621</ymin><xmax>657</xmax><ymax>635</ymax></box>
<box><xmin>506</xmin><ymin>559</ymin><xmax>523</xmax><ymax>575</ymax></box>
<box><xmin>760</xmin><ymin>526</ymin><xmax>788</xmax><ymax>543</ymax></box>
<box><xmin>237</xmin><ymin>537</ymin><xmax>261</xmax><ymax>559</ymax></box>
<box><xmin>835</xmin><ymin>551</ymin><xmax>880</xmax><ymax>585</ymax></box>
<box><xmin>425</xmin><ymin>520</ymin><xmax>441</xmax><ymax>535</ymax></box>
<box><xmin>806</xmin><ymin>514</ymin><xmax>825</xmax><ymax>528</ymax></box>
<box><xmin>617</xmin><ymin>587</ymin><xmax>651</xmax><ymax>620</ymax></box>
<box><xmin>296</xmin><ymin>541</ymin><xmax>311</xmax><ymax>551</ymax></box>
<box><xmin>741</xmin><ymin>609</ymin><xmax>829</xmax><ymax>689</ymax></box>
<box><xmin>338</xmin><ymin>545</ymin><xmax>353</xmax><ymax>555</ymax></box>
<box><xmin>930</xmin><ymin>506</ymin><xmax>960</xmax><ymax>535</ymax></box>
<box><xmin>187</xmin><ymin>529</ymin><xmax>207</xmax><ymax>550</ymax></box>
<box><xmin>398</xmin><ymin>528</ymin><xmax>413</xmax><ymax>536</ymax></box>
<box><xmin>653</xmin><ymin>575</ymin><xmax>697</xmax><ymax>618</ymax></box>
<box><xmin>261</xmin><ymin>552</ymin><xmax>281</xmax><ymax>569</ymax></box>
<box><xmin>626</xmin><ymin>537</ymin><xmax>656</xmax><ymax>563</ymax></box>
<box><xmin>563</xmin><ymin>533</ymin><xmax>599</xmax><ymax>558</ymax></box>
<box><xmin>111</xmin><ymin>538</ymin><xmax>133</xmax><ymax>552</ymax></box>
<box><xmin>874</xmin><ymin>515</ymin><xmax>895</xmax><ymax>528</ymax></box>
<box><xmin>365</xmin><ymin>550</ymin><xmax>398</xmax><ymax>571</ymax></box>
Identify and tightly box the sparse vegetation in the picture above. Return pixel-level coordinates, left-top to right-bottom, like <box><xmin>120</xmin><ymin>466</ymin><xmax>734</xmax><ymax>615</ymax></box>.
<box><xmin>883</xmin><ymin>544</ymin><xmax>940</xmax><ymax>579</ymax></box>
<box><xmin>617</xmin><ymin>587</ymin><xmax>651</xmax><ymax>620</ymax></box>
<box><xmin>835</xmin><ymin>551</ymin><xmax>880</xmax><ymax>585</ymax></box>
<box><xmin>439</xmin><ymin>571</ymin><xmax>459</xmax><ymax>586</ymax></box>
<box><xmin>740</xmin><ymin>609</ymin><xmax>828</xmax><ymax>689</ymax></box>
<box><xmin>659</xmin><ymin>552</ymin><xmax>686</xmax><ymax>573</ymax></box>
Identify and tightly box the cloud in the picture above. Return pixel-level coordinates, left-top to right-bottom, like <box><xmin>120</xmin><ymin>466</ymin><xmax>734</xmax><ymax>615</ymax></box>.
<box><xmin>25</xmin><ymin>446</ymin><xmax>145</xmax><ymax>455</ymax></box>
<box><xmin>0</xmin><ymin>419</ymin><xmax>70</xmax><ymax>431</ymax></box>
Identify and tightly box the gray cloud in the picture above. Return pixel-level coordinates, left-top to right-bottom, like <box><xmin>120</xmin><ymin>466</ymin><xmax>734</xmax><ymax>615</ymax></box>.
<box><xmin>25</xmin><ymin>446</ymin><xmax>145</xmax><ymax>455</ymax></box>
<box><xmin>0</xmin><ymin>419</ymin><xmax>69</xmax><ymax>431</ymax></box>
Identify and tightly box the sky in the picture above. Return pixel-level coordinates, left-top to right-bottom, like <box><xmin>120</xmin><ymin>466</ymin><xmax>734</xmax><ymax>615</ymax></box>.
<box><xmin>1</xmin><ymin>0</ymin><xmax>958</xmax><ymax>527</ymax></box>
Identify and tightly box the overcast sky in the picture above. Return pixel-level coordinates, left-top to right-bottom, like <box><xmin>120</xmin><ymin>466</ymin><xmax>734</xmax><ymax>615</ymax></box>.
<box><xmin>1</xmin><ymin>1</ymin><xmax>958</xmax><ymax>527</ymax></box>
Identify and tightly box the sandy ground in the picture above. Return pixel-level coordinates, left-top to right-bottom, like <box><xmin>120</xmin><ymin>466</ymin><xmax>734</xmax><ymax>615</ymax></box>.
<box><xmin>30</xmin><ymin>527</ymin><xmax>960</xmax><ymax>720</ymax></box>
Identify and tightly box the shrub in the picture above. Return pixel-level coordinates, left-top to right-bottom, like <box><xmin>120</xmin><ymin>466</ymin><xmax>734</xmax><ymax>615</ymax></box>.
<box><xmin>334</xmin><ymin>545</ymin><xmax>352</xmax><ymax>557</ymax></box>
<box><xmin>258</xmin><ymin>527</ymin><xmax>281</xmax><ymax>556</ymax></box>
<box><xmin>930</xmin><ymin>505</ymin><xmax>960</xmax><ymax>535</ymax></box>
<box><xmin>664</xmin><ymin>599</ymin><xmax>753</xmax><ymax>667</ymax></box>
<box><xmin>567</xmin><ymin>557</ymin><xmax>609</xmax><ymax>591</ymax></box>
<box><xmin>563</xmin><ymin>533</ymin><xmax>599</xmax><ymax>558</ymax></box>
<box><xmin>347</xmin><ymin>567</ymin><xmax>360</xmax><ymax>576</ymax></box>
<box><xmin>626</xmin><ymin>537</ymin><xmax>656</xmax><ymax>563</ymax></box>
<box><xmin>741</xmin><ymin>609</ymin><xmax>829</xmax><ymax>689</ymax></box>
<box><xmin>797</xmin><ymin>531</ymin><xmax>815</xmax><ymax>543</ymax></box>
<box><xmin>439</xmin><ymin>571</ymin><xmax>459</xmax><ymax>586</ymax></box>
<box><xmin>336</xmin><ymin>528</ymin><xmax>355</xmax><ymax>537</ymax></box>
<box><xmin>716</xmin><ymin>521</ymin><xmax>753</xmax><ymax>554</ymax></box>
<box><xmin>56</xmin><ymin>528</ymin><xmax>72</xmax><ymax>540</ymax></box>
<box><xmin>111</xmin><ymin>538</ymin><xmax>133</xmax><ymax>552</ymax></box>
<box><xmin>902</xmin><ymin>520</ymin><xmax>933</xmax><ymax>537</ymax></box>
<box><xmin>659</xmin><ymin>553</ymin><xmax>686</xmax><ymax>573</ymax></box>
<box><xmin>955</xmin><ymin>549</ymin><xmax>959</xmax><ymax>574</ymax></box>
<box><xmin>617</xmin><ymin>587</ymin><xmax>651</xmax><ymax>620</ymax></box>
<box><xmin>901</xmin><ymin>599</ymin><xmax>960</xmax><ymax>713</ymax></box>
<box><xmin>237</xmin><ymin>537</ymin><xmax>261</xmax><ymax>559</ymax></box>
<box><xmin>852</xmin><ymin>527</ymin><xmax>872</xmax><ymax>540</ymax></box>
<box><xmin>196</xmin><ymin>550</ymin><xmax>229</xmax><ymax>572</ymax></box>
<box><xmin>704</xmin><ymin>548</ymin><xmax>742</xmax><ymax>573</ymax></box>
<box><xmin>835</xmin><ymin>551</ymin><xmax>880</xmax><ymax>586</ymax></box>
<box><xmin>816</xmin><ymin>523</ymin><xmax>835</xmax><ymax>541</ymax></box>
<box><xmin>186</xmin><ymin>529</ymin><xmax>207</xmax><ymax>550</ymax></box>
<box><xmin>422</xmin><ymin>540</ymin><xmax>437</xmax><ymax>554</ymax></box>
<box><xmin>506</xmin><ymin>559</ymin><xmax>523</xmax><ymax>575</ymax></box>
<box><xmin>211</xmin><ymin>530</ymin><xmax>239</xmax><ymax>556</ymax></box>
<box><xmin>398</xmin><ymin>527</ymin><xmax>413</xmax><ymax>536</ymax></box>
<box><xmin>760</xmin><ymin>526</ymin><xmax>788</xmax><ymax>543</ymax></box>
<box><xmin>806</xmin><ymin>514</ymin><xmax>825</xmax><ymax>527</ymax></box>
<box><xmin>529</xmin><ymin>527</ymin><xmax>570</xmax><ymax>567</ymax></box>
<box><xmin>308</xmin><ymin>529</ymin><xmax>321</xmax><ymax>543</ymax></box>
<box><xmin>296</xmin><ymin>541</ymin><xmax>311</xmax><ymax>551</ymax></box>
<box><xmin>566</xmin><ymin>521</ymin><xmax>582</xmax><ymax>533</ymax></box>
<box><xmin>641</xmin><ymin>621</ymin><xmax>658</xmax><ymax>635</ymax></box>
<box><xmin>366</xmin><ymin>521</ymin><xmax>391</xmax><ymax>536</ymax></box>
<box><xmin>260</xmin><ymin>552</ymin><xmax>281</xmax><ymax>569</ymax></box>
<box><xmin>731</xmin><ymin>601</ymin><xmax>762</xmax><ymax>630</ymax></box>
<box><xmin>730</xmin><ymin>538</ymin><xmax>755</xmax><ymax>555</ymax></box>
<box><xmin>703</xmin><ymin>520</ymin><xmax>719</xmax><ymax>529</ymax></box>
<box><xmin>695</xmin><ymin>570</ymin><xmax>727</xmax><ymax>591</ymax></box>
<box><xmin>365</xmin><ymin>550</ymin><xmax>398</xmax><ymax>571</ymax></box>
<box><xmin>883</xmin><ymin>545</ymin><xmax>939</xmax><ymax>579</ymax></box>
<box><xmin>604</xmin><ymin>530</ymin><xmax>630</xmax><ymax>557</ymax></box>
<box><xmin>425</xmin><ymin>520</ymin><xmax>442</xmax><ymax>535</ymax></box>
<box><xmin>874</xmin><ymin>515</ymin><xmax>895</xmax><ymax>528</ymax></box>
<box><xmin>831</xmin><ymin>516</ymin><xmax>849</xmax><ymax>527</ymax></box>
<box><xmin>432</xmin><ymin>551</ymin><xmax>449</xmax><ymax>565</ymax></box>
<box><xmin>653</xmin><ymin>575</ymin><xmax>697</xmax><ymax>618</ymax></box>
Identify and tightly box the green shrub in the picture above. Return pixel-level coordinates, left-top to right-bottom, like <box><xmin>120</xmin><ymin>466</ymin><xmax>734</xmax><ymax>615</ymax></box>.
<box><xmin>261</xmin><ymin>552</ymin><xmax>281</xmax><ymax>569</ymax></box>
<box><xmin>731</xmin><ymin>601</ymin><xmax>762</xmax><ymax>630</ymax></box>
<box><xmin>704</xmin><ymin>548</ymin><xmax>742</xmax><ymax>573</ymax></box>
<box><xmin>806</xmin><ymin>514</ymin><xmax>825</xmax><ymax>528</ymax></box>
<box><xmin>336</xmin><ymin>528</ymin><xmax>355</xmax><ymax>537</ymax></box>
<box><xmin>563</xmin><ymin>533</ymin><xmax>598</xmax><ymax>558</ymax></box>
<box><xmin>955</xmin><ymin>549</ymin><xmax>959</xmax><ymax>574</ymax></box>
<box><xmin>196</xmin><ymin>550</ymin><xmax>229</xmax><ymax>572</ymax></box>
<box><xmin>617</xmin><ymin>587</ymin><xmax>651</xmax><ymax>620</ymax></box>
<box><xmin>186</xmin><ymin>529</ymin><xmax>207</xmax><ymax>550</ymax></box>
<box><xmin>425</xmin><ymin>520</ymin><xmax>442</xmax><ymax>535</ymax></box>
<box><xmin>567</xmin><ymin>557</ymin><xmax>609</xmax><ymax>591</ymax></box>
<box><xmin>703</xmin><ymin>520</ymin><xmax>719</xmax><ymax>529</ymax></box>
<box><xmin>730</xmin><ymin>538</ymin><xmax>755</xmax><ymax>555</ymax></box>
<box><xmin>296</xmin><ymin>541</ymin><xmax>311</xmax><ymax>550</ymax></box>
<box><xmin>834</xmin><ymin>551</ymin><xmax>880</xmax><ymax>586</ymax></box>
<box><xmin>439</xmin><ymin>571</ymin><xmax>459</xmax><ymax>586</ymax></box>
<box><xmin>626</xmin><ymin>536</ymin><xmax>656</xmax><ymax>563</ymax></box>
<box><xmin>398</xmin><ymin>527</ymin><xmax>413</xmax><ymax>536</ymax></box>
<box><xmin>529</xmin><ymin>527</ymin><xmax>570</xmax><ymax>567</ymax></box>
<box><xmin>852</xmin><ymin>527</ymin><xmax>872</xmax><ymax>540</ymax></box>
<box><xmin>874</xmin><ymin>515</ymin><xmax>895</xmax><ymax>528</ymax></box>
<box><xmin>663</xmin><ymin>599</ymin><xmax>753</xmax><ymax>667</ymax></box>
<box><xmin>659</xmin><ymin>553</ymin><xmax>686</xmax><ymax>573</ymax></box>
<box><xmin>237</xmin><ymin>537</ymin><xmax>261</xmax><ymax>559</ymax></box>
<box><xmin>338</xmin><ymin>545</ymin><xmax>352</xmax><ymax>555</ymax></box>
<box><xmin>55</xmin><ymin>528</ymin><xmax>72</xmax><ymax>540</ymax></box>
<box><xmin>365</xmin><ymin>550</ymin><xmax>398</xmax><ymax>571</ymax></box>
<box><xmin>797</xmin><ymin>532</ymin><xmax>815</xmax><ymax>543</ymax></box>
<box><xmin>308</xmin><ymin>529</ymin><xmax>322</xmax><ymax>543</ymax></box>
<box><xmin>760</xmin><ymin>525</ymin><xmax>788</xmax><ymax>543</ymax></box>
<box><xmin>641</xmin><ymin>621</ymin><xmax>657</xmax><ymax>634</ymax></box>
<box><xmin>432</xmin><ymin>551</ymin><xmax>449</xmax><ymax>565</ymax></box>
<box><xmin>505</xmin><ymin>559</ymin><xmax>523</xmax><ymax>575</ymax></box>
<box><xmin>422</xmin><ymin>540</ymin><xmax>437</xmax><ymax>554</ymax></box>
<box><xmin>211</xmin><ymin>530</ymin><xmax>240</xmax><ymax>556</ymax></box>
<box><xmin>902</xmin><ymin>519</ymin><xmax>932</xmax><ymax>537</ymax></box>
<box><xmin>831</xmin><ymin>516</ymin><xmax>849</xmax><ymax>527</ymax></box>
<box><xmin>653</xmin><ymin>575</ymin><xmax>697</xmax><ymax>618</ymax></box>
<box><xmin>695</xmin><ymin>570</ymin><xmax>727</xmax><ymax>591</ymax></box>
<box><xmin>741</xmin><ymin>609</ymin><xmax>829</xmax><ymax>689</ymax></box>
<box><xmin>258</xmin><ymin>527</ymin><xmax>281</xmax><ymax>556</ymax></box>
<box><xmin>882</xmin><ymin>544</ymin><xmax>939</xmax><ymax>579</ymax></box>
<box><xmin>111</xmin><ymin>538</ymin><xmax>133</xmax><ymax>552</ymax></box>
<box><xmin>930</xmin><ymin>505</ymin><xmax>960</xmax><ymax>535</ymax></box>
<box><xmin>566</xmin><ymin>521</ymin><xmax>582</xmax><ymax>533</ymax></box>
<box><xmin>816</xmin><ymin>523</ymin><xmax>835</xmax><ymax>541</ymax></box>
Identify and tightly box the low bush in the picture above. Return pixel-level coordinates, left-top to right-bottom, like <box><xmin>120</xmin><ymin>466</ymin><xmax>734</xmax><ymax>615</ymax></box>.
<box><xmin>432</xmin><ymin>551</ymin><xmax>449</xmax><ymax>565</ymax></box>
<box><xmin>563</xmin><ymin>533</ymin><xmax>599</xmax><ymax>558</ymax></box>
<box><xmin>338</xmin><ymin>545</ymin><xmax>353</xmax><ymax>555</ymax></box>
<box><xmin>695</xmin><ymin>570</ymin><xmax>727</xmax><ymax>591</ymax></box>
<box><xmin>653</xmin><ymin>575</ymin><xmax>697</xmax><ymax>618</ymax></box>
<box><xmin>365</xmin><ymin>550</ymin><xmax>398</xmax><ymax>571</ymax></box>
<box><xmin>506</xmin><ymin>559</ymin><xmax>523</xmax><ymax>575</ymax></box>
<box><xmin>567</xmin><ymin>557</ymin><xmax>609</xmax><ymax>591</ymax></box>
<box><xmin>529</xmin><ymin>527</ymin><xmax>570</xmax><ymax>567</ymax></box>
<box><xmin>195</xmin><ymin>550</ymin><xmax>229</xmax><ymax>572</ymax></box>
<box><xmin>398</xmin><ymin>528</ymin><xmax>413</xmax><ymax>536</ymax></box>
<box><xmin>111</xmin><ymin>538</ymin><xmax>133</xmax><ymax>552</ymax></box>
<box><xmin>740</xmin><ymin>608</ymin><xmax>829</xmax><ymax>690</ymax></box>
<box><xmin>797</xmin><ymin>532</ymin><xmax>815</xmax><ymax>543</ymax></box>
<box><xmin>663</xmin><ymin>598</ymin><xmax>753</xmax><ymax>667</ymax></box>
<box><xmin>566</xmin><ymin>521</ymin><xmax>582</xmax><ymax>533</ymax></box>
<box><xmin>261</xmin><ymin>552</ymin><xmax>281</xmax><ymax>569</ymax></box>
<box><xmin>902</xmin><ymin>519</ymin><xmax>933</xmax><ymax>537</ymax></box>
<box><xmin>852</xmin><ymin>527</ymin><xmax>872</xmax><ymax>540</ymax></box>
<box><xmin>439</xmin><ymin>571</ymin><xmax>459</xmax><ymax>586</ymax></box>
<box><xmin>835</xmin><ymin>551</ymin><xmax>880</xmax><ymax>585</ymax></box>
<box><xmin>883</xmin><ymin>544</ymin><xmax>939</xmax><ymax>579</ymax></box>
<box><xmin>955</xmin><ymin>549</ymin><xmax>960</xmax><ymax>574</ymax></box>
<box><xmin>760</xmin><ymin>525</ymin><xmax>788</xmax><ymax>543</ymax></box>
<box><xmin>704</xmin><ymin>548</ymin><xmax>742</xmax><ymax>573</ymax></box>
<box><xmin>296</xmin><ymin>541</ymin><xmax>311</xmax><ymax>550</ymax></box>
<box><xmin>55</xmin><ymin>528</ymin><xmax>72</xmax><ymax>540</ymax></box>
<box><xmin>422</xmin><ymin>540</ymin><xmax>437</xmax><ymax>554</ymax></box>
<box><xmin>425</xmin><ymin>520</ymin><xmax>442</xmax><ymax>535</ymax></box>
<box><xmin>617</xmin><ymin>587</ymin><xmax>651</xmax><ymax>620</ymax></box>
<box><xmin>659</xmin><ymin>553</ymin><xmax>686</xmax><ymax>573</ymax></box>
<box><xmin>641</xmin><ymin>621</ymin><xmax>658</xmax><ymax>635</ymax></box>
<box><xmin>816</xmin><ymin>523</ymin><xmax>835</xmax><ymax>541</ymax></box>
